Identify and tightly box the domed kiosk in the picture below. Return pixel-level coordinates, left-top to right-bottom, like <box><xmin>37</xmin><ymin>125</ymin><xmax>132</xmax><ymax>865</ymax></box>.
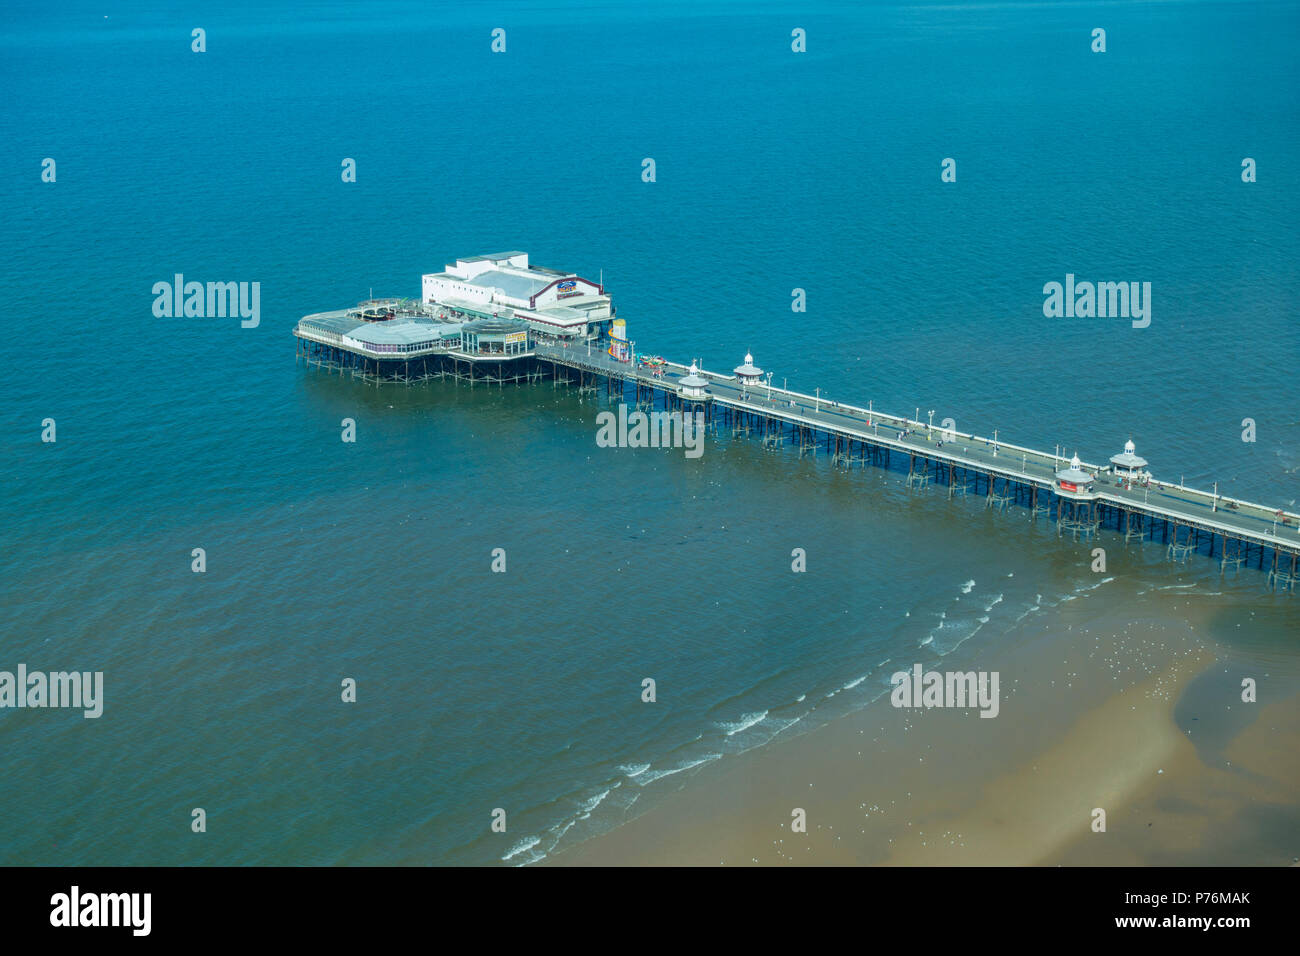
<box><xmin>1109</xmin><ymin>439</ymin><xmax>1149</xmax><ymax>488</ymax></box>
<box><xmin>677</xmin><ymin>362</ymin><xmax>710</xmax><ymax>401</ymax></box>
<box><xmin>733</xmin><ymin>352</ymin><xmax>764</xmax><ymax>390</ymax></box>
<box><xmin>1054</xmin><ymin>453</ymin><xmax>1100</xmax><ymax>540</ymax></box>
<box><xmin>1054</xmin><ymin>453</ymin><xmax>1096</xmax><ymax>498</ymax></box>
<box><xmin>673</xmin><ymin>362</ymin><xmax>713</xmax><ymax>426</ymax></box>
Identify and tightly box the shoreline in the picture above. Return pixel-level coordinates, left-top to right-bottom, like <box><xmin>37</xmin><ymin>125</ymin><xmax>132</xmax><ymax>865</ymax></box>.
<box><xmin>547</xmin><ymin>590</ymin><xmax>1296</xmax><ymax>866</ymax></box>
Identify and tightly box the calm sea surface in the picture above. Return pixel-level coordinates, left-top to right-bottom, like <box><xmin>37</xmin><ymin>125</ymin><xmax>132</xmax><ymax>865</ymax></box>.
<box><xmin>1</xmin><ymin>0</ymin><xmax>1297</xmax><ymax>864</ymax></box>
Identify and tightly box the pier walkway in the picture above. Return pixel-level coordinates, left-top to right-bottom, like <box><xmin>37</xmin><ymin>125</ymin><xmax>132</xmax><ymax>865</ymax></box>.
<box><xmin>533</xmin><ymin>339</ymin><xmax>1300</xmax><ymax>574</ymax></box>
<box><xmin>293</xmin><ymin>316</ymin><xmax>1299</xmax><ymax>584</ymax></box>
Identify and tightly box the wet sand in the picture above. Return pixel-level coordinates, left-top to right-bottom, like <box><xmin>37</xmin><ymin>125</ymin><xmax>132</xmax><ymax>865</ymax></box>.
<box><xmin>550</xmin><ymin>594</ymin><xmax>1299</xmax><ymax>866</ymax></box>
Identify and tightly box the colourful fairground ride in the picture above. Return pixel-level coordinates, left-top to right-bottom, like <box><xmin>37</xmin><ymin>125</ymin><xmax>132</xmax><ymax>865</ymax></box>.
<box><xmin>607</xmin><ymin>318</ymin><xmax>631</xmax><ymax>362</ymax></box>
<box><xmin>637</xmin><ymin>354</ymin><xmax>667</xmax><ymax>377</ymax></box>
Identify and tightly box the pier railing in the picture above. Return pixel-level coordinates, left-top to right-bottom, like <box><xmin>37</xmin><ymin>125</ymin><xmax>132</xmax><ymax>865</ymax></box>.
<box><xmin>648</xmin><ymin>356</ymin><xmax>1297</xmax><ymax>530</ymax></box>
<box><xmin>294</xmin><ymin>325</ymin><xmax>1300</xmax><ymax>558</ymax></box>
<box><xmin>532</xmin><ymin>341</ymin><xmax>1300</xmax><ymax>552</ymax></box>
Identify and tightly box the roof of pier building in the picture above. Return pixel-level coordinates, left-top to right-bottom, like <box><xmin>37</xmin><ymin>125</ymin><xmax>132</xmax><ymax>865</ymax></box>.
<box><xmin>532</xmin><ymin>304</ymin><xmax>594</xmax><ymax>323</ymax></box>
<box><xmin>435</xmin><ymin>298</ymin><xmax>514</xmax><ymax>320</ymax></box>
<box><xmin>344</xmin><ymin>320</ymin><xmax>460</xmax><ymax>347</ymax></box>
<box><xmin>466</xmin><ymin>270</ymin><xmax>554</xmax><ymax>301</ymax></box>
<box><xmin>427</xmin><ymin>253</ymin><xmax>608</xmax><ymax>311</ymax></box>
<box><xmin>458</xmin><ymin>252</ymin><xmax>528</xmax><ymax>264</ymax></box>
<box><xmin>462</xmin><ymin>318</ymin><xmax>531</xmax><ymax>336</ymax></box>
<box><xmin>1055</xmin><ymin>454</ymin><xmax>1093</xmax><ymax>485</ymax></box>
<box><xmin>299</xmin><ymin>313</ymin><xmax>367</xmax><ymax>336</ymax></box>
<box><xmin>678</xmin><ymin>363</ymin><xmax>710</xmax><ymax>388</ymax></box>
<box><xmin>1110</xmin><ymin>439</ymin><xmax>1148</xmax><ymax>470</ymax></box>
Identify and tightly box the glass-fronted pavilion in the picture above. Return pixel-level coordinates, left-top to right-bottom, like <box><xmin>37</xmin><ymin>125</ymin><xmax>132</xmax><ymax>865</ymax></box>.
<box><xmin>459</xmin><ymin>318</ymin><xmax>532</xmax><ymax>357</ymax></box>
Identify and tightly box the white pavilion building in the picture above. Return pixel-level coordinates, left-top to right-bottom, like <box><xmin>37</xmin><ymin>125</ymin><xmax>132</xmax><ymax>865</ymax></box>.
<box><xmin>1109</xmin><ymin>439</ymin><xmax>1149</xmax><ymax>486</ymax></box>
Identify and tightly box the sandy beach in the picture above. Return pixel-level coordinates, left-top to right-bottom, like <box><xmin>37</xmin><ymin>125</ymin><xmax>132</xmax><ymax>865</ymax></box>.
<box><xmin>550</xmin><ymin>591</ymin><xmax>1299</xmax><ymax>866</ymax></box>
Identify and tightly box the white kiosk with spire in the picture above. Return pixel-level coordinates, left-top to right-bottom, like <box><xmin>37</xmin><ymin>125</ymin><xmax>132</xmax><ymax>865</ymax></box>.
<box><xmin>733</xmin><ymin>352</ymin><xmax>763</xmax><ymax>390</ymax></box>
<box><xmin>1109</xmin><ymin>439</ymin><xmax>1149</xmax><ymax>488</ymax></box>
<box><xmin>1055</xmin><ymin>452</ymin><xmax>1100</xmax><ymax>539</ymax></box>
<box><xmin>677</xmin><ymin>362</ymin><xmax>710</xmax><ymax>401</ymax></box>
<box><xmin>1055</xmin><ymin>453</ymin><xmax>1097</xmax><ymax>499</ymax></box>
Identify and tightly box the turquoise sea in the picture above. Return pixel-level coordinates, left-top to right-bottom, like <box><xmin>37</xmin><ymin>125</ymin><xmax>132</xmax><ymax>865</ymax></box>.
<box><xmin>1</xmin><ymin>0</ymin><xmax>1297</xmax><ymax>865</ymax></box>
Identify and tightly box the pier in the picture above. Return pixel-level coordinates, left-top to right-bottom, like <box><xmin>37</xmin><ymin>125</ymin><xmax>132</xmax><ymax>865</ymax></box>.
<box><xmin>293</xmin><ymin>255</ymin><xmax>1300</xmax><ymax>592</ymax></box>
<box><xmin>540</xmin><ymin>342</ymin><xmax>1299</xmax><ymax>585</ymax></box>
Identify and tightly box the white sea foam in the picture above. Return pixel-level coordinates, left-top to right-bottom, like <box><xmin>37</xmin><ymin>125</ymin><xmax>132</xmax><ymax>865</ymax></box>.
<box><xmin>635</xmin><ymin>753</ymin><xmax>723</xmax><ymax>785</ymax></box>
<box><xmin>502</xmin><ymin>836</ymin><xmax>541</xmax><ymax>862</ymax></box>
<box><xmin>1080</xmin><ymin>576</ymin><xmax>1115</xmax><ymax>592</ymax></box>
<box><xmin>581</xmin><ymin>784</ymin><xmax>618</xmax><ymax>814</ymax></box>
<box><xmin>551</xmin><ymin>819</ymin><xmax>575</xmax><ymax>842</ymax></box>
<box><xmin>720</xmin><ymin>711</ymin><xmax>768</xmax><ymax>736</ymax></box>
<box><xmin>1015</xmin><ymin>592</ymin><xmax>1048</xmax><ymax>619</ymax></box>
<box><xmin>961</xmin><ymin>579</ymin><xmax>975</xmax><ymax>594</ymax></box>
<box><xmin>1020</xmin><ymin>606</ymin><xmax>1038</xmax><ymax>619</ymax></box>
<box><xmin>618</xmin><ymin>763</ymin><xmax>650</xmax><ymax>778</ymax></box>
<box><xmin>769</xmin><ymin>714</ymin><xmax>802</xmax><ymax>736</ymax></box>
<box><xmin>842</xmin><ymin>674</ymin><xmax>867</xmax><ymax>690</ymax></box>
